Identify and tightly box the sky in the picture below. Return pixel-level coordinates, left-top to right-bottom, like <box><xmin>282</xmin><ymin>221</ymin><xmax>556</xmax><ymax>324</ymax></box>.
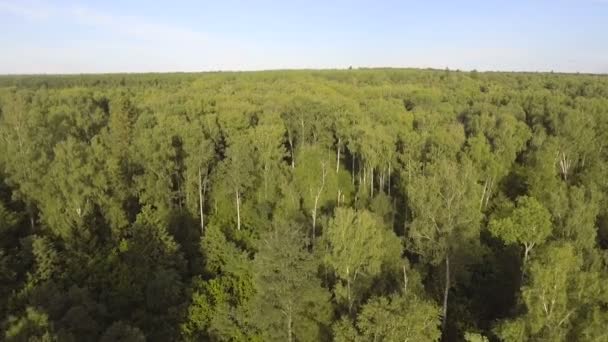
<box><xmin>0</xmin><ymin>0</ymin><xmax>607</xmax><ymax>74</ymax></box>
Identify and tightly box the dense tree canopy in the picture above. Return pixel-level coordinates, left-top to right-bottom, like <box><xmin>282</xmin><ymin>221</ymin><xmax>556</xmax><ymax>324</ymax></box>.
<box><xmin>1</xmin><ymin>69</ymin><xmax>607</xmax><ymax>341</ymax></box>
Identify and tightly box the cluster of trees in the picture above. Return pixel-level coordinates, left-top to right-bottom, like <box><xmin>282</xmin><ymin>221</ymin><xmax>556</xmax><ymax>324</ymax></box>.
<box><xmin>0</xmin><ymin>68</ymin><xmax>607</xmax><ymax>341</ymax></box>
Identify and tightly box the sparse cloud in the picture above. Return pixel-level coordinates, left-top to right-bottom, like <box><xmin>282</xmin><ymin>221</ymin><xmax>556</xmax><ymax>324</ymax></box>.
<box><xmin>67</xmin><ymin>6</ymin><xmax>208</xmax><ymax>44</ymax></box>
<box><xmin>0</xmin><ymin>0</ymin><xmax>53</xmax><ymax>20</ymax></box>
<box><xmin>0</xmin><ymin>0</ymin><xmax>208</xmax><ymax>44</ymax></box>
<box><xmin>0</xmin><ymin>0</ymin><xmax>247</xmax><ymax>73</ymax></box>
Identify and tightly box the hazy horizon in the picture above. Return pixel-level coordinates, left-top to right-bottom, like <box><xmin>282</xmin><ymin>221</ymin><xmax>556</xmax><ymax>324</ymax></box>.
<box><xmin>1</xmin><ymin>67</ymin><xmax>608</xmax><ymax>77</ymax></box>
<box><xmin>1</xmin><ymin>0</ymin><xmax>607</xmax><ymax>74</ymax></box>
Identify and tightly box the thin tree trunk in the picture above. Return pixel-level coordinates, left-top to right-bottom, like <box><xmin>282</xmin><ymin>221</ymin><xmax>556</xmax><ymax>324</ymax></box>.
<box><xmin>287</xmin><ymin>311</ymin><xmax>293</xmax><ymax>342</ymax></box>
<box><xmin>485</xmin><ymin>179</ymin><xmax>493</xmax><ymax>208</ymax></box>
<box><xmin>28</xmin><ymin>203</ymin><xmax>35</xmax><ymax>230</ymax></box>
<box><xmin>442</xmin><ymin>254</ymin><xmax>450</xmax><ymax>335</ymax></box>
<box><xmin>383</xmin><ymin>167</ymin><xmax>386</xmax><ymax>192</ymax></box>
<box><xmin>263</xmin><ymin>164</ymin><xmax>268</xmax><ymax>200</ymax></box>
<box><xmin>363</xmin><ymin>166</ymin><xmax>366</xmax><ymax>186</ymax></box>
<box><xmin>522</xmin><ymin>242</ymin><xmax>534</xmax><ymax>281</ymax></box>
<box><xmin>311</xmin><ymin>201</ymin><xmax>317</xmax><ymax>245</ymax></box>
<box><xmin>523</xmin><ymin>243</ymin><xmax>532</xmax><ymax>265</ymax></box>
<box><xmin>300</xmin><ymin>117</ymin><xmax>305</xmax><ymax>143</ymax></box>
<box><xmin>352</xmin><ymin>154</ymin><xmax>355</xmax><ymax>185</ymax></box>
<box><xmin>479</xmin><ymin>179</ymin><xmax>488</xmax><ymax>210</ymax></box>
<box><xmin>236</xmin><ymin>190</ymin><xmax>241</xmax><ymax>231</ymax></box>
<box><xmin>388</xmin><ymin>161</ymin><xmax>391</xmax><ymax>196</ymax></box>
<box><xmin>407</xmin><ymin>159</ymin><xmax>411</xmax><ymax>183</ymax></box>
<box><xmin>370</xmin><ymin>167</ymin><xmax>374</xmax><ymax>197</ymax></box>
<box><xmin>311</xmin><ymin>198</ymin><xmax>320</xmax><ymax>243</ymax></box>
<box><xmin>311</xmin><ymin>162</ymin><xmax>327</xmax><ymax>248</ymax></box>
<box><xmin>403</xmin><ymin>264</ymin><xmax>408</xmax><ymax>295</ymax></box>
<box><xmin>198</xmin><ymin>167</ymin><xmax>205</xmax><ymax>235</ymax></box>
<box><xmin>347</xmin><ymin>266</ymin><xmax>352</xmax><ymax>314</ymax></box>
<box><xmin>559</xmin><ymin>152</ymin><xmax>570</xmax><ymax>181</ymax></box>
<box><xmin>288</xmin><ymin>135</ymin><xmax>295</xmax><ymax>168</ymax></box>
<box><xmin>336</xmin><ymin>137</ymin><xmax>341</xmax><ymax>173</ymax></box>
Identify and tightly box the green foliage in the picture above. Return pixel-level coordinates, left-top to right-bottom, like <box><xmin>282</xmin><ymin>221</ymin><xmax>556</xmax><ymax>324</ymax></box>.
<box><xmin>355</xmin><ymin>295</ymin><xmax>441</xmax><ymax>341</ymax></box>
<box><xmin>495</xmin><ymin>242</ymin><xmax>598</xmax><ymax>341</ymax></box>
<box><xmin>324</xmin><ymin>208</ymin><xmax>402</xmax><ymax>311</ymax></box>
<box><xmin>489</xmin><ymin>196</ymin><xmax>552</xmax><ymax>264</ymax></box>
<box><xmin>251</xmin><ymin>223</ymin><xmax>332</xmax><ymax>341</ymax></box>
<box><xmin>5</xmin><ymin>307</ymin><xmax>57</xmax><ymax>342</ymax></box>
<box><xmin>100</xmin><ymin>321</ymin><xmax>145</xmax><ymax>342</ymax></box>
<box><xmin>1</xmin><ymin>69</ymin><xmax>607</xmax><ymax>341</ymax></box>
<box><xmin>464</xmin><ymin>331</ymin><xmax>489</xmax><ymax>342</ymax></box>
<box><xmin>407</xmin><ymin>158</ymin><xmax>482</xmax><ymax>263</ymax></box>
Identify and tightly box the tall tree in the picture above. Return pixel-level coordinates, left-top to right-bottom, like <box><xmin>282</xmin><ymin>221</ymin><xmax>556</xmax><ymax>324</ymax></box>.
<box><xmin>294</xmin><ymin>145</ymin><xmax>338</xmax><ymax>246</ymax></box>
<box><xmin>216</xmin><ymin>133</ymin><xmax>256</xmax><ymax>231</ymax></box>
<box><xmin>251</xmin><ymin>222</ymin><xmax>331</xmax><ymax>341</ymax></box>
<box><xmin>249</xmin><ymin>111</ymin><xmax>287</xmax><ymax>202</ymax></box>
<box><xmin>407</xmin><ymin>158</ymin><xmax>482</xmax><ymax>335</ymax></box>
<box><xmin>0</xmin><ymin>91</ymin><xmax>50</xmax><ymax>229</ymax></box>
<box><xmin>324</xmin><ymin>208</ymin><xmax>401</xmax><ymax>313</ymax></box>
<box><xmin>489</xmin><ymin>196</ymin><xmax>552</xmax><ymax>267</ymax></box>
<box><xmin>182</xmin><ymin>116</ymin><xmax>215</xmax><ymax>235</ymax></box>
<box><xmin>495</xmin><ymin>243</ymin><xmax>599</xmax><ymax>341</ymax></box>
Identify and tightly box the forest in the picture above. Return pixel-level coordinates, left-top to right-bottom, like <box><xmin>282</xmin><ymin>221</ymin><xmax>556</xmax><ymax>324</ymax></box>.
<box><xmin>0</xmin><ymin>68</ymin><xmax>607</xmax><ymax>341</ymax></box>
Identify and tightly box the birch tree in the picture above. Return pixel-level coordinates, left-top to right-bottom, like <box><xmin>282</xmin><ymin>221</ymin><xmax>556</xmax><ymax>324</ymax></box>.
<box><xmin>495</xmin><ymin>243</ymin><xmax>595</xmax><ymax>341</ymax></box>
<box><xmin>217</xmin><ymin>134</ymin><xmax>256</xmax><ymax>231</ymax></box>
<box><xmin>183</xmin><ymin>117</ymin><xmax>215</xmax><ymax>235</ymax></box>
<box><xmin>294</xmin><ymin>145</ymin><xmax>337</xmax><ymax>246</ymax></box>
<box><xmin>324</xmin><ymin>208</ymin><xmax>401</xmax><ymax>313</ymax></box>
<box><xmin>407</xmin><ymin>158</ymin><xmax>482</xmax><ymax>335</ymax></box>
<box><xmin>489</xmin><ymin>196</ymin><xmax>552</xmax><ymax>267</ymax></box>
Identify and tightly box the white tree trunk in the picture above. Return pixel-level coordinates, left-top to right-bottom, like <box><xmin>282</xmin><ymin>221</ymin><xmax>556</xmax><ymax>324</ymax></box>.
<box><xmin>263</xmin><ymin>163</ymin><xmax>269</xmax><ymax>200</ymax></box>
<box><xmin>363</xmin><ymin>166</ymin><xmax>366</xmax><ymax>186</ymax></box>
<box><xmin>236</xmin><ymin>190</ymin><xmax>241</xmax><ymax>231</ymax></box>
<box><xmin>369</xmin><ymin>167</ymin><xmax>374</xmax><ymax>197</ymax></box>
<box><xmin>311</xmin><ymin>200</ymin><xmax>318</xmax><ymax>244</ymax></box>
<box><xmin>287</xmin><ymin>310</ymin><xmax>293</xmax><ymax>342</ymax></box>
<box><xmin>479</xmin><ymin>179</ymin><xmax>488</xmax><ymax>210</ymax></box>
<box><xmin>523</xmin><ymin>242</ymin><xmax>535</xmax><ymax>266</ymax></box>
<box><xmin>336</xmin><ymin>137</ymin><xmax>341</xmax><ymax>173</ymax></box>
<box><xmin>442</xmin><ymin>254</ymin><xmax>450</xmax><ymax>335</ymax></box>
<box><xmin>287</xmin><ymin>134</ymin><xmax>295</xmax><ymax>168</ymax></box>
<box><xmin>522</xmin><ymin>242</ymin><xmax>535</xmax><ymax>280</ymax></box>
<box><xmin>388</xmin><ymin>162</ymin><xmax>391</xmax><ymax>196</ymax></box>
<box><xmin>346</xmin><ymin>266</ymin><xmax>352</xmax><ymax>314</ymax></box>
<box><xmin>198</xmin><ymin>167</ymin><xmax>205</xmax><ymax>235</ymax></box>
<box><xmin>558</xmin><ymin>151</ymin><xmax>571</xmax><ymax>181</ymax></box>
<box><xmin>403</xmin><ymin>264</ymin><xmax>408</xmax><ymax>295</ymax></box>
<box><xmin>311</xmin><ymin>162</ymin><xmax>327</xmax><ymax>247</ymax></box>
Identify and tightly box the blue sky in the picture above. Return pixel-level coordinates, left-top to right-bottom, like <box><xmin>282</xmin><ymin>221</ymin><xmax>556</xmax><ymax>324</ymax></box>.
<box><xmin>0</xmin><ymin>0</ymin><xmax>607</xmax><ymax>74</ymax></box>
